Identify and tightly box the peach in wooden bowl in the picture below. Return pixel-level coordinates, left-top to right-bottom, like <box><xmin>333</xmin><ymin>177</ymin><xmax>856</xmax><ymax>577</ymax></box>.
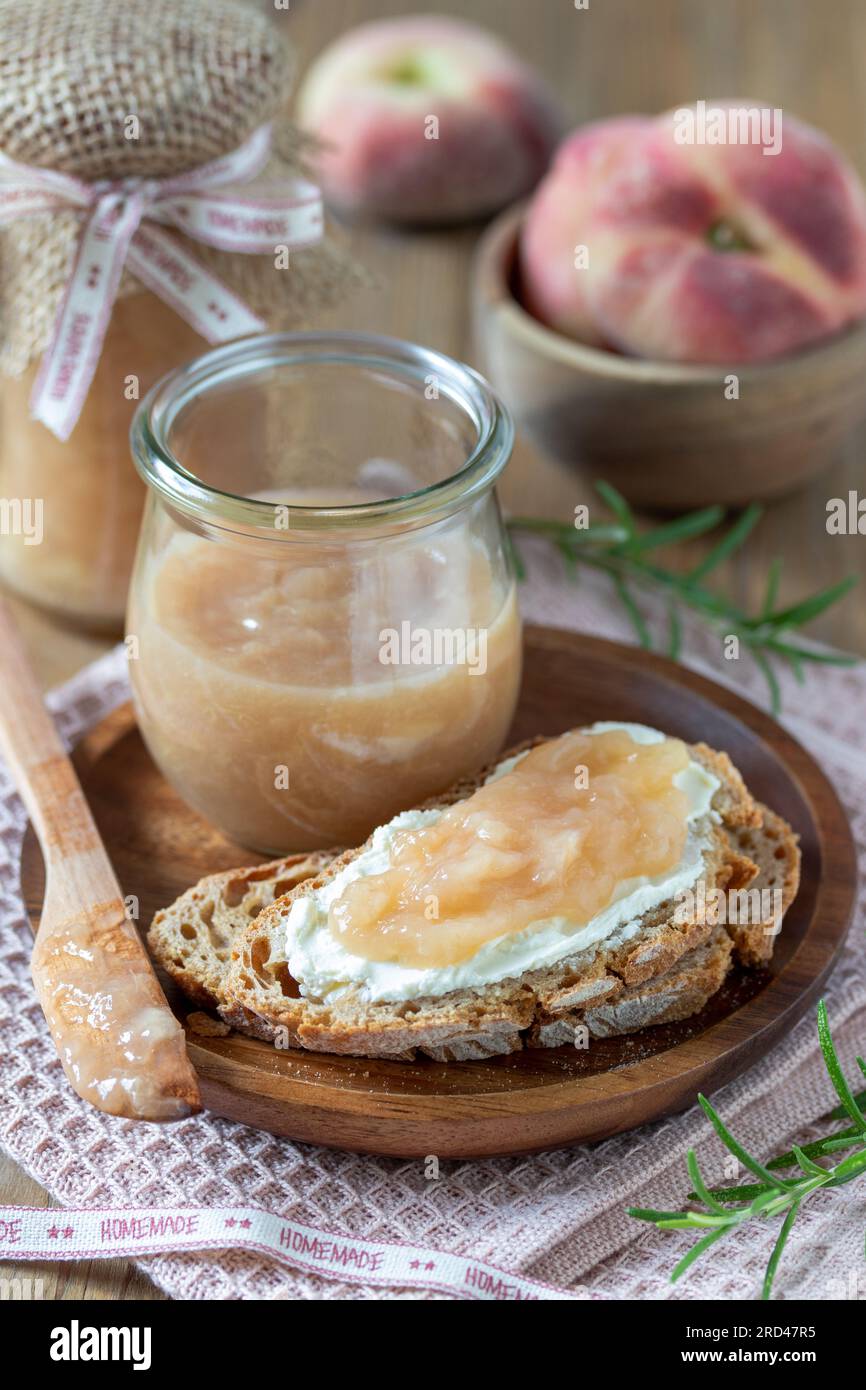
<box><xmin>473</xmin><ymin>106</ymin><xmax>866</xmax><ymax>509</ymax></box>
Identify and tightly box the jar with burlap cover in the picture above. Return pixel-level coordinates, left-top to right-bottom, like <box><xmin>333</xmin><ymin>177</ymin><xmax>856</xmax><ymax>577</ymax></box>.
<box><xmin>0</xmin><ymin>0</ymin><xmax>360</xmax><ymax>629</ymax></box>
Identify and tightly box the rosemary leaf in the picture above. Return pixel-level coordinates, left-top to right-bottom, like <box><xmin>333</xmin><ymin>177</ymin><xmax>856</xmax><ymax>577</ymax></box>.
<box><xmin>817</xmin><ymin>999</ymin><xmax>866</xmax><ymax>1134</ymax></box>
<box><xmin>687</xmin><ymin>501</ymin><xmax>763</xmax><ymax>583</ymax></box>
<box><xmin>594</xmin><ymin>480</ymin><xmax>636</xmax><ymax>536</ymax></box>
<box><xmin>749</xmin><ymin>647</ymin><xmax>782</xmax><ymax>717</ymax></box>
<box><xmin>697</xmin><ymin>1093</ymin><xmax>790</xmax><ymax>1188</ymax></box>
<box><xmin>792</xmin><ymin>1145</ymin><xmax>830</xmax><ymax>1179</ymax></box>
<box><xmin>766</xmin><ymin>1127</ymin><xmax>862</xmax><ymax>1170</ymax></box>
<box><xmin>627</xmin><ymin>1207</ymin><xmax>690</xmax><ymax>1222</ymax></box>
<box><xmin>829</xmin><ymin>1084</ymin><xmax>866</xmax><ymax>1120</ymax></box>
<box><xmin>688</xmin><ymin>1182</ymin><xmax>770</xmax><ymax>1203</ymax></box>
<box><xmin>657</xmin><ymin>1214</ymin><xmax>731</xmax><ymax>1229</ymax></box>
<box><xmin>627</xmin><ymin>505</ymin><xmax>724</xmax><ymax>553</ymax></box>
<box><xmin>687</xmin><ymin>1150</ymin><xmax>729</xmax><ymax>1214</ymax></box>
<box><xmin>828</xmin><ymin>1149</ymin><xmax>866</xmax><ymax>1185</ymax></box>
<box><xmin>672</xmin><ymin>1226</ymin><xmax>731</xmax><ymax>1282</ymax></box>
<box><xmin>762</xmin><ymin>1201</ymin><xmax>801</xmax><ymax>1301</ymax></box>
<box><xmin>785</xmin><ymin>650</ymin><xmax>806</xmax><ymax>685</ymax></box>
<box><xmin>759</xmin><ymin>575</ymin><xmax>858</xmax><ymax>631</ymax></box>
<box><xmin>762</xmin><ymin>642</ymin><xmax>858</xmax><ymax>667</ymax></box>
<box><xmin>613</xmin><ymin>574</ymin><xmax>651</xmax><ymax>648</ymax></box>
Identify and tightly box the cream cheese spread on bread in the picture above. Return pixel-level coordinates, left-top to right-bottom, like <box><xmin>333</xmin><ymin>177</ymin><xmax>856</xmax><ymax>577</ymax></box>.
<box><xmin>285</xmin><ymin>722</ymin><xmax>720</xmax><ymax>1004</ymax></box>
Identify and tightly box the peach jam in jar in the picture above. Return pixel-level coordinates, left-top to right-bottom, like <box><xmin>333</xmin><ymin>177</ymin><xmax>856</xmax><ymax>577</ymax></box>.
<box><xmin>0</xmin><ymin>292</ymin><xmax>205</xmax><ymax>630</ymax></box>
<box><xmin>128</xmin><ymin>332</ymin><xmax>523</xmax><ymax>853</ymax></box>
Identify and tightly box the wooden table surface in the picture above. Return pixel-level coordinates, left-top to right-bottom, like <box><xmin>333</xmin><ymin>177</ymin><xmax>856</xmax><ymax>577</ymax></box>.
<box><xmin>3</xmin><ymin>0</ymin><xmax>864</xmax><ymax>1301</ymax></box>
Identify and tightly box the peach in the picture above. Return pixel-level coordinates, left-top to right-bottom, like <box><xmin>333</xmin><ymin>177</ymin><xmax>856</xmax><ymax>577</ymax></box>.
<box><xmin>519</xmin><ymin>103</ymin><xmax>866</xmax><ymax>363</ymax></box>
<box><xmin>296</xmin><ymin>16</ymin><xmax>561</xmax><ymax>224</ymax></box>
<box><xmin>519</xmin><ymin>116</ymin><xmax>653</xmax><ymax>346</ymax></box>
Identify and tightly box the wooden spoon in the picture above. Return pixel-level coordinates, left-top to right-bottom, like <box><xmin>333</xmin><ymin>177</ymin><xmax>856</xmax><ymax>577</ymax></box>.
<box><xmin>0</xmin><ymin>599</ymin><xmax>200</xmax><ymax>1121</ymax></box>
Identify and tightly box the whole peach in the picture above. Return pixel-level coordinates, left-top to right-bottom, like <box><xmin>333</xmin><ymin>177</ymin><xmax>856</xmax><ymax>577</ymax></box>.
<box><xmin>296</xmin><ymin>16</ymin><xmax>561</xmax><ymax>224</ymax></box>
<box><xmin>519</xmin><ymin>117</ymin><xmax>653</xmax><ymax>346</ymax></box>
<box><xmin>519</xmin><ymin>104</ymin><xmax>866</xmax><ymax>363</ymax></box>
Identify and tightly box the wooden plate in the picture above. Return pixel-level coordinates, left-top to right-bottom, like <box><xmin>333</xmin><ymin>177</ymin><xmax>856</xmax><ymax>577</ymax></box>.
<box><xmin>20</xmin><ymin>627</ymin><xmax>856</xmax><ymax>1158</ymax></box>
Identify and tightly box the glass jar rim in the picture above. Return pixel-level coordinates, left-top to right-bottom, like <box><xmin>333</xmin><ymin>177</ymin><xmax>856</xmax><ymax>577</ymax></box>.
<box><xmin>130</xmin><ymin>330</ymin><xmax>514</xmax><ymax>535</ymax></box>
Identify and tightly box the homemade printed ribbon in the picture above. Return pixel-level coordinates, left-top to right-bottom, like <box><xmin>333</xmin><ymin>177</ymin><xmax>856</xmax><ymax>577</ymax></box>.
<box><xmin>0</xmin><ymin>1205</ymin><xmax>583</xmax><ymax>1301</ymax></box>
<box><xmin>0</xmin><ymin>124</ymin><xmax>323</xmax><ymax>440</ymax></box>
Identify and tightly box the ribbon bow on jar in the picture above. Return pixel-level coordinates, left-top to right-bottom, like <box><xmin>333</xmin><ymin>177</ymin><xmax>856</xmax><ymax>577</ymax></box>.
<box><xmin>0</xmin><ymin>124</ymin><xmax>323</xmax><ymax>440</ymax></box>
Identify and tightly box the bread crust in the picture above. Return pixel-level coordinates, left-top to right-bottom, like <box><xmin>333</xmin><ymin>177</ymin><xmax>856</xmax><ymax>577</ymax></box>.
<box><xmin>531</xmin><ymin>924</ymin><xmax>735</xmax><ymax>1045</ymax></box>
<box><xmin>147</xmin><ymin>852</ymin><xmax>337</xmax><ymax>1011</ymax></box>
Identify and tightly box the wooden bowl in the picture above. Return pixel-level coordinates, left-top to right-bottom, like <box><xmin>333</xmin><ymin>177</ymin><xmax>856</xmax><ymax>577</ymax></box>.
<box><xmin>20</xmin><ymin>628</ymin><xmax>856</xmax><ymax>1158</ymax></box>
<box><xmin>473</xmin><ymin>203</ymin><xmax>866</xmax><ymax>511</ymax></box>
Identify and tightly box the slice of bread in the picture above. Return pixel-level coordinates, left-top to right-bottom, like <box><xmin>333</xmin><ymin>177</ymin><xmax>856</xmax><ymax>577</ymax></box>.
<box><xmin>147</xmin><ymin>852</ymin><xmax>338</xmax><ymax>1012</ymax></box>
<box><xmin>216</xmin><ymin>738</ymin><xmax>800</xmax><ymax>1060</ymax></box>
<box><xmin>723</xmin><ymin>805</ymin><xmax>801</xmax><ymax>966</ymax></box>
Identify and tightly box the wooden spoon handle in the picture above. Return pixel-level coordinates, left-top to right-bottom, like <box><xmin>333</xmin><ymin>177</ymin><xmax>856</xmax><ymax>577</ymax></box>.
<box><xmin>0</xmin><ymin>598</ymin><xmax>201</xmax><ymax>1121</ymax></box>
<box><xmin>0</xmin><ymin>599</ymin><xmax>85</xmax><ymax>850</ymax></box>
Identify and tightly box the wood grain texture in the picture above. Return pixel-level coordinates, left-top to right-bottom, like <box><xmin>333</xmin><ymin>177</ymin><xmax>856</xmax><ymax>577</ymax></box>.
<box><xmin>4</xmin><ymin>0</ymin><xmax>866</xmax><ymax>1297</ymax></box>
<box><xmin>20</xmin><ymin>627</ymin><xmax>857</xmax><ymax>1158</ymax></box>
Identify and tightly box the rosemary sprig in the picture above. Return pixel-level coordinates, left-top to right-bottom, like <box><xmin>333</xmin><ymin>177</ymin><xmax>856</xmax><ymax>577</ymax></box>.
<box><xmin>628</xmin><ymin>1001</ymin><xmax>866</xmax><ymax>1299</ymax></box>
<box><xmin>506</xmin><ymin>482</ymin><xmax>859</xmax><ymax>714</ymax></box>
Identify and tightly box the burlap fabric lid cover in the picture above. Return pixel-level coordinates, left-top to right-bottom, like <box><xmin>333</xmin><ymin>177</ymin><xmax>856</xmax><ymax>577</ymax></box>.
<box><xmin>0</xmin><ymin>0</ymin><xmax>357</xmax><ymax>376</ymax></box>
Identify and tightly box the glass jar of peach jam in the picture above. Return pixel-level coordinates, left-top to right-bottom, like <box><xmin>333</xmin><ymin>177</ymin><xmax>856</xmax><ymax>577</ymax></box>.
<box><xmin>127</xmin><ymin>332</ymin><xmax>523</xmax><ymax>854</ymax></box>
<box><xmin>0</xmin><ymin>292</ymin><xmax>206</xmax><ymax>631</ymax></box>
